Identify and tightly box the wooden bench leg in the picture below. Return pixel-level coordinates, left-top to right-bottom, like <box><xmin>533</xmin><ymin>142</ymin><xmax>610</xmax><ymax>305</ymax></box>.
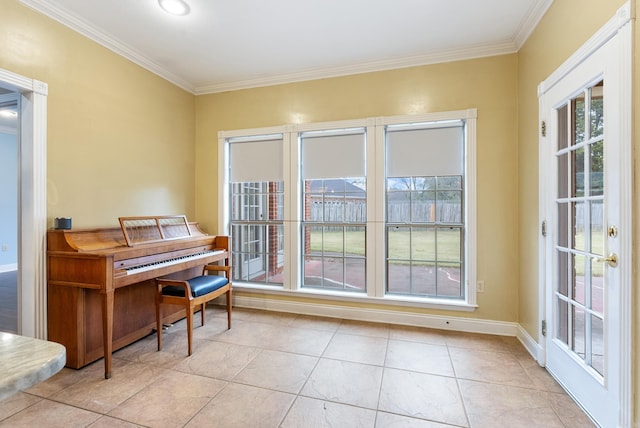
<box><xmin>186</xmin><ymin>302</ymin><xmax>194</xmax><ymax>356</ymax></box>
<box><xmin>156</xmin><ymin>294</ymin><xmax>163</xmax><ymax>352</ymax></box>
<box><xmin>227</xmin><ymin>288</ymin><xmax>232</xmax><ymax>329</ymax></box>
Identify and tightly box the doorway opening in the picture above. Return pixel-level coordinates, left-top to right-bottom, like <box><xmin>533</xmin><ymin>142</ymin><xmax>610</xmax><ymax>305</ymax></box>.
<box><xmin>0</xmin><ymin>68</ymin><xmax>48</xmax><ymax>339</ymax></box>
<box><xmin>0</xmin><ymin>92</ymin><xmax>18</xmax><ymax>333</ymax></box>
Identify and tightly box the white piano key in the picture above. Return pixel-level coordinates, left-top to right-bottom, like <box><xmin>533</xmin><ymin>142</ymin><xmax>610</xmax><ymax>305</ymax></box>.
<box><xmin>125</xmin><ymin>250</ymin><xmax>225</xmax><ymax>275</ymax></box>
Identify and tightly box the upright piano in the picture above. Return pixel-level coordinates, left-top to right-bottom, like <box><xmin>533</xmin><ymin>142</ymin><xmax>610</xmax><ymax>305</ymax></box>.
<box><xmin>47</xmin><ymin>217</ymin><xmax>229</xmax><ymax>379</ymax></box>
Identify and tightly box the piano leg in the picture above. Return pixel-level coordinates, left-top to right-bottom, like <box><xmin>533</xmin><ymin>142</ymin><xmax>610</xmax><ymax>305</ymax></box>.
<box><xmin>101</xmin><ymin>289</ymin><xmax>114</xmax><ymax>379</ymax></box>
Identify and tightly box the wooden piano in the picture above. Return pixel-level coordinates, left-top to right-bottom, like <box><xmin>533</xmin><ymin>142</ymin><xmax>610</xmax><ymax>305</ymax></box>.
<box><xmin>47</xmin><ymin>216</ymin><xmax>229</xmax><ymax>379</ymax></box>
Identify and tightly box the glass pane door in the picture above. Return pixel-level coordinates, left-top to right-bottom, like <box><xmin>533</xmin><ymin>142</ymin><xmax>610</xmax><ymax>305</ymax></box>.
<box><xmin>555</xmin><ymin>81</ymin><xmax>604</xmax><ymax>376</ymax></box>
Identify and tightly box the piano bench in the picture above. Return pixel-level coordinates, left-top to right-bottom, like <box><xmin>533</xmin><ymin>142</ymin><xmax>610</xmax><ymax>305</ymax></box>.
<box><xmin>155</xmin><ymin>264</ymin><xmax>232</xmax><ymax>356</ymax></box>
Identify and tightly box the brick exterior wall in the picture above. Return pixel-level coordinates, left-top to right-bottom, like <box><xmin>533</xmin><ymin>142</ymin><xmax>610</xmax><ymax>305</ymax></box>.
<box><xmin>304</xmin><ymin>180</ymin><xmax>312</xmax><ymax>256</ymax></box>
<box><xmin>268</xmin><ymin>182</ymin><xmax>279</xmax><ymax>275</ymax></box>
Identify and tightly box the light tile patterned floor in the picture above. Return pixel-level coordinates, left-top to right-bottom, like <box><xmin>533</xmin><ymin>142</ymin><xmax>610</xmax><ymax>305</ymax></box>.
<box><xmin>0</xmin><ymin>307</ymin><xmax>595</xmax><ymax>427</ymax></box>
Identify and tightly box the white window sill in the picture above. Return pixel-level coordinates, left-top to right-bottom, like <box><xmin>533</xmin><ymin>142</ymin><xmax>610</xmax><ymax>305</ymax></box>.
<box><xmin>233</xmin><ymin>283</ymin><xmax>478</xmax><ymax>312</ymax></box>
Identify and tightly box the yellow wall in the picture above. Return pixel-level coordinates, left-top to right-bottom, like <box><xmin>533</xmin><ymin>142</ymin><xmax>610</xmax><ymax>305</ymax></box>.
<box><xmin>0</xmin><ymin>0</ymin><xmax>196</xmax><ymax>228</ymax></box>
<box><xmin>517</xmin><ymin>0</ymin><xmax>637</xmax><ymax>423</ymax></box>
<box><xmin>196</xmin><ymin>55</ymin><xmax>520</xmax><ymax>322</ymax></box>
<box><xmin>3</xmin><ymin>0</ymin><xmax>638</xmax><ymax>420</ymax></box>
<box><xmin>516</xmin><ymin>0</ymin><xmax>627</xmax><ymax>340</ymax></box>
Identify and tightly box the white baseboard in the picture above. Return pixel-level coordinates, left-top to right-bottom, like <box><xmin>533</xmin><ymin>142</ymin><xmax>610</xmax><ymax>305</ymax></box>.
<box><xmin>516</xmin><ymin>324</ymin><xmax>544</xmax><ymax>365</ymax></box>
<box><xmin>233</xmin><ymin>295</ymin><xmax>519</xmax><ymax>337</ymax></box>
<box><xmin>0</xmin><ymin>263</ymin><xmax>17</xmax><ymax>273</ymax></box>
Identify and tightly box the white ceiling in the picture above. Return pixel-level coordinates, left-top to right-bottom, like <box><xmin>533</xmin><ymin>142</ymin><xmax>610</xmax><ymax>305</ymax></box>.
<box><xmin>20</xmin><ymin>0</ymin><xmax>553</xmax><ymax>95</ymax></box>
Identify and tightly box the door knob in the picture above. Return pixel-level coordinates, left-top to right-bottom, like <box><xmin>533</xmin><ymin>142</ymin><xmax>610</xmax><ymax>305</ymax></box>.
<box><xmin>593</xmin><ymin>253</ymin><xmax>618</xmax><ymax>268</ymax></box>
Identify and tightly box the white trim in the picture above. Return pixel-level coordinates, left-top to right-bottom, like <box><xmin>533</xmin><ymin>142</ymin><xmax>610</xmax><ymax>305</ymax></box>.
<box><xmin>614</xmin><ymin>18</ymin><xmax>633</xmax><ymax>428</ymax></box>
<box><xmin>381</xmin><ymin>109</ymin><xmax>477</xmax><ymax>125</ymax></box>
<box><xmin>512</xmin><ymin>0</ymin><xmax>554</xmax><ymax>50</ymax></box>
<box><xmin>218</xmin><ymin>125</ymin><xmax>287</xmax><ymax>140</ymax></box>
<box><xmin>516</xmin><ymin>324</ymin><xmax>544</xmax><ymax>365</ymax></box>
<box><xmin>217</xmin><ymin>133</ymin><xmax>230</xmax><ymax>237</ymax></box>
<box><xmin>232</xmin><ymin>294</ymin><xmax>515</xmax><ymax>336</ymax></box>
<box><xmin>537</xmin><ymin>2</ymin><xmax>632</xmax><ymax>97</ymax></box>
<box><xmin>284</xmin><ymin>129</ymin><xmax>298</xmax><ymax>292</ymax></box>
<box><xmin>195</xmin><ymin>43</ymin><xmax>518</xmax><ymax>95</ymax></box>
<box><xmin>234</xmin><ymin>283</ymin><xmax>478</xmax><ymax>313</ymax></box>
<box><xmin>0</xmin><ymin>70</ymin><xmax>35</xmax><ymax>93</ymax></box>
<box><xmin>537</xmin><ymin>89</ymin><xmax>548</xmax><ymax>367</ymax></box>
<box><xmin>371</xmin><ymin>120</ymin><xmax>386</xmax><ymax>299</ymax></box>
<box><xmin>0</xmin><ymin>68</ymin><xmax>48</xmax><ymax>339</ymax></box>
<box><xmin>295</xmin><ymin>118</ymin><xmax>370</xmax><ymax>133</ymax></box>
<box><xmin>465</xmin><ymin>114</ymin><xmax>478</xmax><ymax>305</ymax></box>
<box><xmin>365</xmin><ymin>119</ymin><xmax>380</xmax><ymax>299</ymax></box>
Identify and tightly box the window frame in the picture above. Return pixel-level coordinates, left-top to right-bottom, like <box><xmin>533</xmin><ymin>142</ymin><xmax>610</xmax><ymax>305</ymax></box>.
<box><xmin>219</xmin><ymin>110</ymin><xmax>477</xmax><ymax>311</ymax></box>
<box><xmin>384</xmin><ymin>121</ymin><xmax>466</xmax><ymax>300</ymax></box>
<box><xmin>300</xmin><ymin>127</ymin><xmax>368</xmax><ymax>293</ymax></box>
<box><xmin>230</xmin><ymin>181</ymin><xmax>285</xmax><ymax>284</ymax></box>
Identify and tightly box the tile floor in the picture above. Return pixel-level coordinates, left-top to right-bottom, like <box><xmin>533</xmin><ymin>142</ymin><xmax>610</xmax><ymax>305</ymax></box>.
<box><xmin>0</xmin><ymin>307</ymin><xmax>595</xmax><ymax>427</ymax></box>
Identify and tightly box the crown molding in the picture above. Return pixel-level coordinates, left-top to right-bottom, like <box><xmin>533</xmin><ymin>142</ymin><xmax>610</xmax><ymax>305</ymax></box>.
<box><xmin>513</xmin><ymin>0</ymin><xmax>555</xmax><ymax>49</ymax></box>
<box><xmin>195</xmin><ymin>41</ymin><xmax>518</xmax><ymax>95</ymax></box>
<box><xmin>20</xmin><ymin>0</ymin><xmax>196</xmax><ymax>93</ymax></box>
<box><xmin>20</xmin><ymin>0</ymin><xmax>551</xmax><ymax>96</ymax></box>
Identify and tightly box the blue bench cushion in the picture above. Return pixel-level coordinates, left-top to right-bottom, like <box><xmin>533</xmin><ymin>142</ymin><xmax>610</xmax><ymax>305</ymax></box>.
<box><xmin>162</xmin><ymin>275</ymin><xmax>229</xmax><ymax>298</ymax></box>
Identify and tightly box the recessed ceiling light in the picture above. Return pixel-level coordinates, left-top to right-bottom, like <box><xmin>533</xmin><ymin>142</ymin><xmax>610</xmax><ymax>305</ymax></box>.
<box><xmin>158</xmin><ymin>0</ymin><xmax>190</xmax><ymax>16</ymax></box>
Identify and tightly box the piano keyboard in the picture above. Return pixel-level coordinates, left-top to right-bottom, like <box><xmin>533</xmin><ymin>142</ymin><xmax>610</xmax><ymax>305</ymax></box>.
<box><xmin>125</xmin><ymin>250</ymin><xmax>225</xmax><ymax>275</ymax></box>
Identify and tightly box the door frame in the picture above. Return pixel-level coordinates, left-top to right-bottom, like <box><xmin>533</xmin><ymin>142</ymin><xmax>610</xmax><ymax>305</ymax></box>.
<box><xmin>538</xmin><ymin>2</ymin><xmax>632</xmax><ymax>426</ymax></box>
<box><xmin>0</xmin><ymin>68</ymin><xmax>48</xmax><ymax>339</ymax></box>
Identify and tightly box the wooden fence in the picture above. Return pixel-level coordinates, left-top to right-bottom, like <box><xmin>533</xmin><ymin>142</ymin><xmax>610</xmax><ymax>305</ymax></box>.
<box><xmin>309</xmin><ymin>200</ymin><xmax>462</xmax><ymax>224</ymax></box>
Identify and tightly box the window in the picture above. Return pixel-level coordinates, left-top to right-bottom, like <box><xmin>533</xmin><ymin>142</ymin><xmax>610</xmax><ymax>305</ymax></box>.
<box><xmin>385</xmin><ymin>123</ymin><xmax>465</xmax><ymax>299</ymax></box>
<box><xmin>300</xmin><ymin>129</ymin><xmax>367</xmax><ymax>292</ymax></box>
<box><xmin>228</xmin><ymin>135</ymin><xmax>284</xmax><ymax>285</ymax></box>
<box><xmin>220</xmin><ymin>110</ymin><xmax>477</xmax><ymax>310</ymax></box>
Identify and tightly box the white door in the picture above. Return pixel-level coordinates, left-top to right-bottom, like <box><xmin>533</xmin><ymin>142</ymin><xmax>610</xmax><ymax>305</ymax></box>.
<box><xmin>539</xmin><ymin>11</ymin><xmax>632</xmax><ymax>428</ymax></box>
<box><xmin>237</xmin><ymin>182</ymin><xmax>266</xmax><ymax>280</ymax></box>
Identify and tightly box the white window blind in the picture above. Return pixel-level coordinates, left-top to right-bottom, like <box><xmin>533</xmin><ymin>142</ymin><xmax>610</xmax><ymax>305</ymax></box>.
<box><xmin>302</xmin><ymin>130</ymin><xmax>365</xmax><ymax>179</ymax></box>
<box><xmin>230</xmin><ymin>137</ymin><xmax>283</xmax><ymax>182</ymax></box>
<box><xmin>386</xmin><ymin>125</ymin><xmax>463</xmax><ymax>177</ymax></box>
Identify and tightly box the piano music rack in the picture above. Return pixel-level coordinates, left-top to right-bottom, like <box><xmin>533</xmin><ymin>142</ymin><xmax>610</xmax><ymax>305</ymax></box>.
<box><xmin>119</xmin><ymin>215</ymin><xmax>192</xmax><ymax>247</ymax></box>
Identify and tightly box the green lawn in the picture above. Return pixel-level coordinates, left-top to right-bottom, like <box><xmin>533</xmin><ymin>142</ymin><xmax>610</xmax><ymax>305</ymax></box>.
<box><xmin>309</xmin><ymin>228</ymin><xmax>461</xmax><ymax>262</ymax></box>
<box><xmin>569</xmin><ymin>231</ymin><xmax>604</xmax><ymax>277</ymax></box>
<box><xmin>573</xmin><ymin>230</ymin><xmax>604</xmax><ymax>256</ymax></box>
<box><xmin>308</xmin><ymin>229</ymin><xmax>365</xmax><ymax>256</ymax></box>
<box><xmin>308</xmin><ymin>228</ymin><xmax>604</xmax><ymax>276</ymax></box>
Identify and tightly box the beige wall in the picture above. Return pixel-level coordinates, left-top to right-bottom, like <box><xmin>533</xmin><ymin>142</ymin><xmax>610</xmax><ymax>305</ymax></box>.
<box><xmin>196</xmin><ymin>54</ymin><xmax>520</xmax><ymax>322</ymax></box>
<box><xmin>0</xmin><ymin>0</ymin><xmax>196</xmax><ymax>228</ymax></box>
<box><xmin>517</xmin><ymin>0</ymin><xmax>636</xmax><ymax>423</ymax></box>
<box><xmin>3</xmin><ymin>0</ymin><xmax>638</xmax><ymax>420</ymax></box>
<box><xmin>516</xmin><ymin>0</ymin><xmax>627</xmax><ymax>341</ymax></box>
